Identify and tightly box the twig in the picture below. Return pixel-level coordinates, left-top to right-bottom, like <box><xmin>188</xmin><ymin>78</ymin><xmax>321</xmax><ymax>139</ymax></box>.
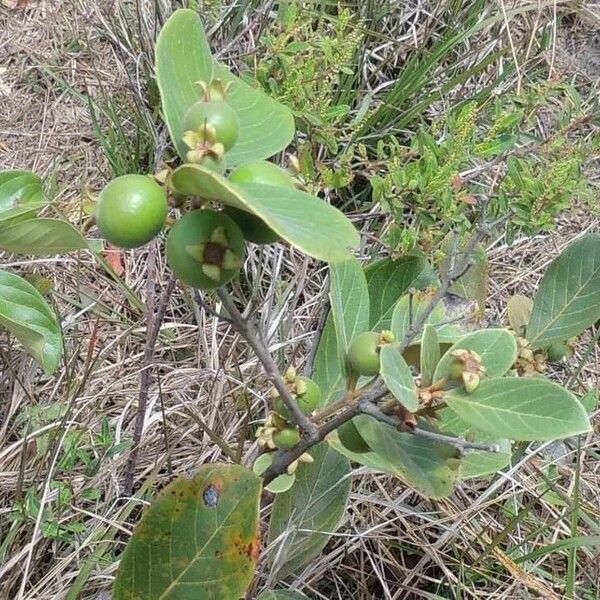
<box><xmin>194</xmin><ymin>290</ymin><xmax>233</xmax><ymax>323</ymax></box>
<box><xmin>217</xmin><ymin>288</ymin><xmax>319</xmax><ymax>438</ymax></box>
<box><xmin>123</xmin><ymin>266</ymin><xmax>176</xmax><ymax>495</ymax></box>
<box><xmin>261</xmin><ymin>215</ymin><xmax>509</xmax><ymax>484</ymax></box>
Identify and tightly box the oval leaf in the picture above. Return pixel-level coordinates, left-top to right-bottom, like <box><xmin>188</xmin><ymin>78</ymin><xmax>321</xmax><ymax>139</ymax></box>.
<box><xmin>314</xmin><ymin>257</ymin><xmax>369</xmax><ymax>407</ymax></box>
<box><xmin>329</xmin><ymin>257</ymin><xmax>369</xmax><ymax>370</ymax></box>
<box><xmin>0</xmin><ymin>218</ymin><xmax>88</xmax><ymax>255</ymax></box>
<box><xmin>171</xmin><ymin>165</ymin><xmax>358</xmax><ymax>262</ymax></box>
<box><xmin>380</xmin><ymin>344</ymin><xmax>418</xmax><ymax>412</ymax></box>
<box><xmin>365</xmin><ymin>255</ymin><xmax>438</xmax><ymax>329</ymax></box>
<box><xmin>0</xmin><ymin>270</ymin><xmax>62</xmax><ymax>374</ymax></box>
<box><xmin>437</xmin><ymin>408</ymin><xmax>511</xmax><ymax>479</ymax></box>
<box><xmin>507</xmin><ymin>294</ymin><xmax>533</xmax><ymax>337</ymax></box>
<box><xmin>0</xmin><ymin>169</ymin><xmax>45</xmax><ymax>213</ymax></box>
<box><xmin>156</xmin><ymin>10</ymin><xmax>294</xmax><ymax>164</ymax></box>
<box><xmin>420</xmin><ymin>324</ymin><xmax>440</xmax><ymax>387</ymax></box>
<box><xmin>353</xmin><ymin>415</ymin><xmax>461</xmax><ymax>498</ymax></box>
<box><xmin>268</xmin><ymin>443</ymin><xmax>350</xmax><ymax>579</ymax></box>
<box><xmin>214</xmin><ymin>63</ymin><xmax>295</xmax><ymax>166</ymax></box>
<box><xmin>113</xmin><ymin>463</ymin><xmax>261</xmax><ymax>600</ymax></box>
<box><xmin>155</xmin><ymin>9</ymin><xmax>214</xmax><ymax>160</ymax></box>
<box><xmin>446</xmin><ymin>378</ymin><xmax>591</xmax><ymax>441</ymax></box>
<box><xmin>527</xmin><ymin>234</ymin><xmax>600</xmax><ymax>348</ymax></box>
<box><xmin>433</xmin><ymin>329</ymin><xmax>517</xmax><ymax>382</ymax></box>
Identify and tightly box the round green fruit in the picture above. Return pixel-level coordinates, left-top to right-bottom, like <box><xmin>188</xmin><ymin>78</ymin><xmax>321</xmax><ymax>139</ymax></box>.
<box><xmin>347</xmin><ymin>331</ymin><xmax>382</xmax><ymax>377</ymax></box>
<box><xmin>166</xmin><ymin>209</ymin><xmax>245</xmax><ymax>289</ymax></box>
<box><xmin>546</xmin><ymin>341</ymin><xmax>569</xmax><ymax>363</ymax></box>
<box><xmin>337</xmin><ymin>419</ymin><xmax>370</xmax><ymax>453</ymax></box>
<box><xmin>96</xmin><ymin>174</ymin><xmax>167</xmax><ymax>249</ymax></box>
<box><xmin>272</xmin><ymin>427</ymin><xmax>300</xmax><ymax>450</ymax></box>
<box><xmin>223</xmin><ymin>161</ymin><xmax>296</xmax><ymax>245</ymax></box>
<box><xmin>182</xmin><ymin>100</ymin><xmax>239</xmax><ymax>151</ymax></box>
<box><xmin>229</xmin><ymin>160</ymin><xmax>296</xmax><ymax>188</ymax></box>
<box><xmin>274</xmin><ymin>376</ymin><xmax>321</xmax><ymax>422</ymax></box>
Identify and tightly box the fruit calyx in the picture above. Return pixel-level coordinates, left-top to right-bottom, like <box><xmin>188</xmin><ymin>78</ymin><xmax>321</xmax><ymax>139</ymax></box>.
<box><xmin>195</xmin><ymin>78</ymin><xmax>233</xmax><ymax>102</ymax></box>
<box><xmin>182</xmin><ymin>127</ymin><xmax>225</xmax><ymax>165</ymax></box>
<box><xmin>448</xmin><ymin>349</ymin><xmax>486</xmax><ymax>393</ymax></box>
<box><xmin>185</xmin><ymin>224</ymin><xmax>243</xmax><ymax>282</ymax></box>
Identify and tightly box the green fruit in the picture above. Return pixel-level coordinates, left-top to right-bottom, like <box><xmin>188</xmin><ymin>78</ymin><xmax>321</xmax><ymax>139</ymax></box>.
<box><xmin>448</xmin><ymin>360</ymin><xmax>465</xmax><ymax>382</ymax></box>
<box><xmin>166</xmin><ymin>209</ymin><xmax>245</xmax><ymax>289</ymax></box>
<box><xmin>223</xmin><ymin>161</ymin><xmax>296</xmax><ymax>245</ymax></box>
<box><xmin>547</xmin><ymin>341</ymin><xmax>569</xmax><ymax>362</ymax></box>
<box><xmin>337</xmin><ymin>419</ymin><xmax>370</xmax><ymax>453</ymax></box>
<box><xmin>347</xmin><ymin>331</ymin><xmax>382</xmax><ymax>377</ymax></box>
<box><xmin>96</xmin><ymin>174</ymin><xmax>167</xmax><ymax>248</ymax></box>
<box><xmin>272</xmin><ymin>428</ymin><xmax>300</xmax><ymax>450</ymax></box>
<box><xmin>274</xmin><ymin>376</ymin><xmax>321</xmax><ymax>422</ymax></box>
<box><xmin>182</xmin><ymin>100</ymin><xmax>239</xmax><ymax>151</ymax></box>
<box><xmin>229</xmin><ymin>160</ymin><xmax>296</xmax><ymax>188</ymax></box>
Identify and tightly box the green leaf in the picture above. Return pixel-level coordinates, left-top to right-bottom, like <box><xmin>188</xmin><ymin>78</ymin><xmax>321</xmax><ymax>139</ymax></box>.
<box><xmin>0</xmin><ymin>218</ymin><xmax>88</xmax><ymax>255</ymax></box>
<box><xmin>437</xmin><ymin>408</ymin><xmax>511</xmax><ymax>479</ymax></box>
<box><xmin>314</xmin><ymin>257</ymin><xmax>434</xmax><ymax>409</ymax></box>
<box><xmin>268</xmin><ymin>443</ymin><xmax>350</xmax><ymax>579</ymax></box>
<box><xmin>214</xmin><ymin>63</ymin><xmax>295</xmax><ymax>166</ymax></box>
<box><xmin>0</xmin><ymin>170</ymin><xmax>45</xmax><ymax>214</ymax></box>
<box><xmin>0</xmin><ymin>270</ymin><xmax>62</xmax><ymax>374</ymax></box>
<box><xmin>507</xmin><ymin>294</ymin><xmax>533</xmax><ymax>337</ymax></box>
<box><xmin>113</xmin><ymin>463</ymin><xmax>261</xmax><ymax>600</ymax></box>
<box><xmin>527</xmin><ymin>234</ymin><xmax>600</xmax><ymax>348</ymax></box>
<box><xmin>171</xmin><ymin>165</ymin><xmax>358</xmax><ymax>263</ymax></box>
<box><xmin>257</xmin><ymin>592</ymin><xmax>309</xmax><ymax>600</ymax></box>
<box><xmin>352</xmin><ymin>416</ymin><xmax>460</xmax><ymax>498</ymax></box>
<box><xmin>312</xmin><ymin>316</ymin><xmax>346</xmax><ymax>409</ymax></box>
<box><xmin>380</xmin><ymin>345</ymin><xmax>418</xmax><ymax>412</ymax></box>
<box><xmin>0</xmin><ymin>203</ymin><xmax>47</xmax><ymax>227</ymax></box>
<box><xmin>579</xmin><ymin>389</ymin><xmax>597</xmax><ymax>414</ymax></box>
<box><xmin>155</xmin><ymin>10</ymin><xmax>294</xmax><ymax>165</ymax></box>
<box><xmin>155</xmin><ymin>9</ymin><xmax>214</xmax><ymax>160</ymax></box>
<box><xmin>420</xmin><ymin>324</ymin><xmax>440</xmax><ymax>387</ymax></box>
<box><xmin>329</xmin><ymin>257</ymin><xmax>370</xmax><ymax>358</ymax></box>
<box><xmin>446</xmin><ymin>378</ymin><xmax>591</xmax><ymax>441</ymax></box>
<box><xmin>433</xmin><ymin>329</ymin><xmax>517</xmax><ymax>381</ymax></box>
<box><xmin>365</xmin><ymin>256</ymin><xmax>437</xmax><ymax>330</ymax></box>
<box><xmin>313</xmin><ymin>258</ymin><xmax>370</xmax><ymax>407</ymax></box>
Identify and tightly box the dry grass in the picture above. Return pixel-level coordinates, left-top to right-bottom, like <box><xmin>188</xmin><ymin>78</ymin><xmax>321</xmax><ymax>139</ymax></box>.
<box><xmin>0</xmin><ymin>1</ymin><xmax>599</xmax><ymax>599</ymax></box>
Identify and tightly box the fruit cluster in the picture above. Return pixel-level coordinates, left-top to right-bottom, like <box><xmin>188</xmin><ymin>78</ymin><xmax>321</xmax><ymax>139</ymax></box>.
<box><xmin>93</xmin><ymin>79</ymin><xmax>298</xmax><ymax>290</ymax></box>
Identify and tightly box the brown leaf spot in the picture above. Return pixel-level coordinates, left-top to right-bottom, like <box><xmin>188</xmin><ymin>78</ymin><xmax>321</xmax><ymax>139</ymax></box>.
<box><xmin>246</xmin><ymin>535</ymin><xmax>261</xmax><ymax>563</ymax></box>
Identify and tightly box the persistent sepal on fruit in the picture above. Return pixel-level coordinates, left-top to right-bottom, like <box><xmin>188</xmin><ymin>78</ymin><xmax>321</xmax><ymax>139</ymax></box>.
<box><xmin>447</xmin><ymin>349</ymin><xmax>486</xmax><ymax>393</ymax></box>
<box><xmin>182</xmin><ymin>99</ymin><xmax>239</xmax><ymax>151</ymax></box>
<box><xmin>347</xmin><ymin>330</ymin><xmax>396</xmax><ymax>377</ymax></box>
<box><xmin>272</xmin><ymin>372</ymin><xmax>321</xmax><ymax>423</ymax></box>
<box><xmin>96</xmin><ymin>174</ymin><xmax>168</xmax><ymax>249</ymax></box>
<box><xmin>166</xmin><ymin>209</ymin><xmax>245</xmax><ymax>289</ymax></box>
<box><xmin>224</xmin><ymin>160</ymin><xmax>297</xmax><ymax>245</ymax></box>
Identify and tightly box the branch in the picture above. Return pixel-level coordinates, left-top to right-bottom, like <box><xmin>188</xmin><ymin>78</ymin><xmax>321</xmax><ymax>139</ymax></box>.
<box><xmin>261</xmin><ymin>215</ymin><xmax>509</xmax><ymax>484</ymax></box>
<box><xmin>124</xmin><ymin>261</ymin><xmax>176</xmax><ymax>495</ymax></box>
<box><xmin>217</xmin><ymin>288</ymin><xmax>319</xmax><ymax>438</ymax></box>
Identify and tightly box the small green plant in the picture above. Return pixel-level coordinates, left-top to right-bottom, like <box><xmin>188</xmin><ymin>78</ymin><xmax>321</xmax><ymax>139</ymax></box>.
<box><xmin>370</xmin><ymin>87</ymin><xmax>595</xmax><ymax>253</ymax></box>
<box><xmin>1</xmin><ymin>9</ymin><xmax>598</xmax><ymax>600</ymax></box>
